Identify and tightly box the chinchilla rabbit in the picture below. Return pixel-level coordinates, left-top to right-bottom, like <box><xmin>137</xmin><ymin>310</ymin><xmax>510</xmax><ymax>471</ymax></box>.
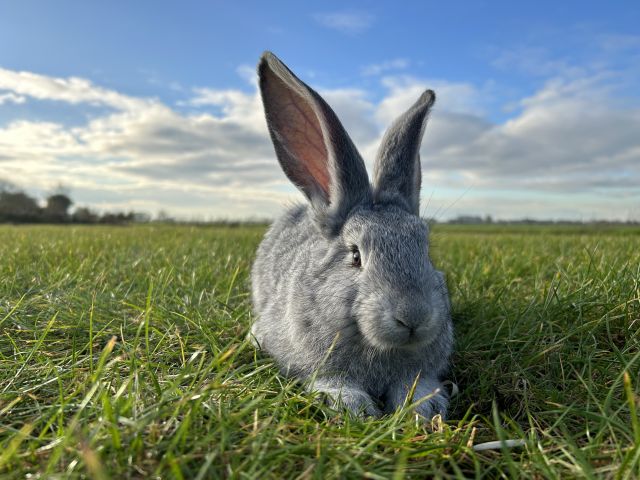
<box><xmin>251</xmin><ymin>52</ymin><xmax>453</xmax><ymax>419</ymax></box>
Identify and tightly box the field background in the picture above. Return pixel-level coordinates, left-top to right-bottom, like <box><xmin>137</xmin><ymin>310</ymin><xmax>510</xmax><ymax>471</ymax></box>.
<box><xmin>0</xmin><ymin>224</ymin><xmax>639</xmax><ymax>478</ymax></box>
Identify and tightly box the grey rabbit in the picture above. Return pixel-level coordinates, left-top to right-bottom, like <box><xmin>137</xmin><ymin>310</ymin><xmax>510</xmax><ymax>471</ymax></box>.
<box><xmin>251</xmin><ymin>52</ymin><xmax>453</xmax><ymax>419</ymax></box>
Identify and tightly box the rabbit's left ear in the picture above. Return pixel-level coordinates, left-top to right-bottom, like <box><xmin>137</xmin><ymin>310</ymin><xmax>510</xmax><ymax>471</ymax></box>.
<box><xmin>372</xmin><ymin>90</ymin><xmax>435</xmax><ymax>215</ymax></box>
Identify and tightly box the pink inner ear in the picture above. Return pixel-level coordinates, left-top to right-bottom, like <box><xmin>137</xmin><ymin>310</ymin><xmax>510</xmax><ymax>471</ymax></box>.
<box><xmin>265</xmin><ymin>73</ymin><xmax>331</xmax><ymax>199</ymax></box>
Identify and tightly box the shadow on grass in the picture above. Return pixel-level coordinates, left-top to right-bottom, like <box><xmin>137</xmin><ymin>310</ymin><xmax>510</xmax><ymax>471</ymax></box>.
<box><xmin>448</xmin><ymin>291</ymin><xmax>639</xmax><ymax>431</ymax></box>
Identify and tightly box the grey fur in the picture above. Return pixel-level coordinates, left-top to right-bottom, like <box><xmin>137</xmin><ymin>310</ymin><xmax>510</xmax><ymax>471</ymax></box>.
<box><xmin>373</xmin><ymin>90</ymin><xmax>435</xmax><ymax>215</ymax></box>
<box><xmin>251</xmin><ymin>52</ymin><xmax>453</xmax><ymax>420</ymax></box>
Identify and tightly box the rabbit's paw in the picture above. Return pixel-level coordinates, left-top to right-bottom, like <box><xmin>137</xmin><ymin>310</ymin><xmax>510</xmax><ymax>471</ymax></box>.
<box><xmin>312</xmin><ymin>379</ymin><xmax>382</xmax><ymax>418</ymax></box>
<box><xmin>413</xmin><ymin>389</ymin><xmax>448</xmax><ymax>420</ymax></box>
<box><xmin>386</xmin><ymin>376</ymin><xmax>448</xmax><ymax>420</ymax></box>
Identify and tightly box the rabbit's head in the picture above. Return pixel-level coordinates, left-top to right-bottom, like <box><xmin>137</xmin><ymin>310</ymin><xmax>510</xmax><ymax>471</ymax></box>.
<box><xmin>259</xmin><ymin>52</ymin><xmax>450</xmax><ymax>350</ymax></box>
<box><xmin>338</xmin><ymin>206</ymin><xmax>450</xmax><ymax>350</ymax></box>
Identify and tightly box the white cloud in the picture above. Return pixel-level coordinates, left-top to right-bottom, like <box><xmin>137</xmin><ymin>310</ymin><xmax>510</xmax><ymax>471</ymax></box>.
<box><xmin>319</xmin><ymin>88</ymin><xmax>378</xmax><ymax>146</ymax></box>
<box><xmin>0</xmin><ymin>70</ymin><xmax>285</xmax><ymax>218</ymax></box>
<box><xmin>183</xmin><ymin>87</ymin><xmax>267</xmax><ymax>133</ymax></box>
<box><xmin>0</xmin><ymin>63</ymin><xmax>638</xmax><ymax>221</ymax></box>
<box><xmin>313</xmin><ymin>11</ymin><xmax>374</xmax><ymax>34</ymax></box>
<box><xmin>0</xmin><ymin>92</ymin><xmax>26</xmax><ymax>105</ymax></box>
<box><xmin>361</xmin><ymin>59</ymin><xmax>409</xmax><ymax>76</ymax></box>
<box><xmin>376</xmin><ymin>76</ymin><xmax>488</xmax><ymax>122</ymax></box>
<box><xmin>235</xmin><ymin>64</ymin><xmax>258</xmax><ymax>87</ymax></box>
<box><xmin>418</xmin><ymin>76</ymin><xmax>640</xmax><ymax>199</ymax></box>
<box><xmin>0</xmin><ymin>67</ymin><xmax>152</xmax><ymax>111</ymax></box>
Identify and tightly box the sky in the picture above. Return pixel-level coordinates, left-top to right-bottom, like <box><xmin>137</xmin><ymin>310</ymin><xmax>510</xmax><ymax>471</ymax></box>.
<box><xmin>0</xmin><ymin>0</ymin><xmax>639</xmax><ymax>221</ymax></box>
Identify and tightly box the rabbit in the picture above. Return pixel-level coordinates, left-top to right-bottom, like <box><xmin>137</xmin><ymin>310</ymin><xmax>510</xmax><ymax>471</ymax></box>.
<box><xmin>251</xmin><ymin>51</ymin><xmax>453</xmax><ymax>420</ymax></box>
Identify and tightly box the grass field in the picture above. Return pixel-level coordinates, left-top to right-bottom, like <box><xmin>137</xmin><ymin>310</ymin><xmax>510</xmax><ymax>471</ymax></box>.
<box><xmin>0</xmin><ymin>224</ymin><xmax>639</xmax><ymax>478</ymax></box>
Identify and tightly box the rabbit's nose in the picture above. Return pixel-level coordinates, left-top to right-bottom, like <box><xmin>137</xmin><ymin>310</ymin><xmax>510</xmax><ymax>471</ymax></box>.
<box><xmin>394</xmin><ymin>317</ymin><xmax>414</xmax><ymax>334</ymax></box>
<box><xmin>395</xmin><ymin>301</ymin><xmax>430</xmax><ymax>332</ymax></box>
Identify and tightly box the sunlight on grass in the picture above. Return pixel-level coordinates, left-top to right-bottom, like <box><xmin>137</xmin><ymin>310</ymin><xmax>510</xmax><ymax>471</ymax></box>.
<box><xmin>0</xmin><ymin>224</ymin><xmax>638</xmax><ymax>478</ymax></box>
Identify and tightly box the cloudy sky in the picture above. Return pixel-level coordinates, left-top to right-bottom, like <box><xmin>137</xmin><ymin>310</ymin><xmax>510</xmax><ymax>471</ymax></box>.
<box><xmin>1</xmin><ymin>1</ymin><xmax>639</xmax><ymax>221</ymax></box>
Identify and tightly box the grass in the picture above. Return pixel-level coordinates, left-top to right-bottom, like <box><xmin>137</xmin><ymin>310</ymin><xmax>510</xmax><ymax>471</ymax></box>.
<box><xmin>0</xmin><ymin>223</ymin><xmax>639</xmax><ymax>478</ymax></box>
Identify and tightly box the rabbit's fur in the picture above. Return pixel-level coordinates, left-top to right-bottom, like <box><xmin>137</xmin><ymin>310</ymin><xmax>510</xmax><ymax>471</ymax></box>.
<box><xmin>251</xmin><ymin>52</ymin><xmax>453</xmax><ymax>419</ymax></box>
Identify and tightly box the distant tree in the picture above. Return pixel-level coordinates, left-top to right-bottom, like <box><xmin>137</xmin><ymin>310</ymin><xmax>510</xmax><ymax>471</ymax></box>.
<box><xmin>132</xmin><ymin>211</ymin><xmax>151</xmax><ymax>223</ymax></box>
<box><xmin>72</xmin><ymin>207</ymin><xmax>98</xmax><ymax>223</ymax></box>
<box><xmin>0</xmin><ymin>190</ymin><xmax>41</xmax><ymax>222</ymax></box>
<box><xmin>99</xmin><ymin>213</ymin><xmax>117</xmax><ymax>224</ymax></box>
<box><xmin>44</xmin><ymin>194</ymin><xmax>73</xmax><ymax>222</ymax></box>
<box><xmin>449</xmin><ymin>215</ymin><xmax>485</xmax><ymax>225</ymax></box>
<box><xmin>99</xmin><ymin>212</ymin><xmax>133</xmax><ymax>224</ymax></box>
<box><xmin>50</xmin><ymin>183</ymin><xmax>71</xmax><ymax>198</ymax></box>
<box><xmin>156</xmin><ymin>210</ymin><xmax>175</xmax><ymax>223</ymax></box>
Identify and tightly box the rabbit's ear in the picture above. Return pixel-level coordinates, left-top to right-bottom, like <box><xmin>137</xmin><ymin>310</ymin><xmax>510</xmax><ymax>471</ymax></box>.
<box><xmin>258</xmin><ymin>52</ymin><xmax>371</xmax><ymax>234</ymax></box>
<box><xmin>372</xmin><ymin>90</ymin><xmax>435</xmax><ymax>215</ymax></box>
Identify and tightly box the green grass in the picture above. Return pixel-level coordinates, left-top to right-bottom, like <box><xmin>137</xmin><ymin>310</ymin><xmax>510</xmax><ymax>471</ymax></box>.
<box><xmin>0</xmin><ymin>224</ymin><xmax>639</xmax><ymax>478</ymax></box>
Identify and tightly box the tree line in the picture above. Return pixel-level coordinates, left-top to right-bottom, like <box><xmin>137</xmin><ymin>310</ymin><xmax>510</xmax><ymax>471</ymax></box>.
<box><xmin>2</xmin><ymin>181</ymin><xmax>636</xmax><ymax>226</ymax></box>
<box><xmin>0</xmin><ymin>184</ymin><xmax>149</xmax><ymax>224</ymax></box>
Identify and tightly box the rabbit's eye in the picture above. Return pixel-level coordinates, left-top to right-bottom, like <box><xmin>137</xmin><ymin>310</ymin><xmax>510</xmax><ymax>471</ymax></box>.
<box><xmin>351</xmin><ymin>247</ymin><xmax>362</xmax><ymax>268</ymax></box>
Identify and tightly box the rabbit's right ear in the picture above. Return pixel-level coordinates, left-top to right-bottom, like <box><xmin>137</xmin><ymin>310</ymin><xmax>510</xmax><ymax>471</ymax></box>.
<box><xmin>258</xmin><ymin>52</ymin><xmax>371</xmax><ymax>234</ymax></box>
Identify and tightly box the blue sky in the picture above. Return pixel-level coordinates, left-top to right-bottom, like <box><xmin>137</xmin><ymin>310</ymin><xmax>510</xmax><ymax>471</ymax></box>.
<box><xmin>1</xmin><ymin>1</ymin><xmax>639</xmax><ymax>220</ymax></box>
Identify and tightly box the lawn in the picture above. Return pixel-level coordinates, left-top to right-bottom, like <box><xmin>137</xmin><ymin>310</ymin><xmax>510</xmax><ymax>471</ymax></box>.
<box><xmin>0</xmin><ymin>224</ymin><xmax>638</xmax><ymax>478</ymax></box>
